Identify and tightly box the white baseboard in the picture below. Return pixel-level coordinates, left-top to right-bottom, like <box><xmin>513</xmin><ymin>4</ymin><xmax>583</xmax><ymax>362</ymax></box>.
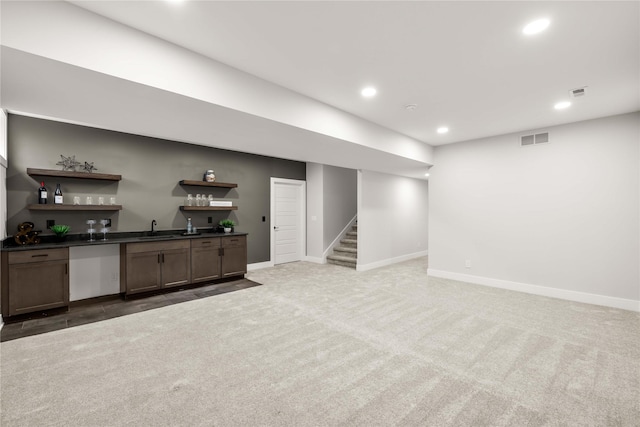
<box><xmin>357</xmin><ymin>250</ymin><xmax>428</xmax><ymax>272</ymax></box>
<box><xmin>304</xmin><ymin>256</ymin><xmax>325</xmax><ymax>264</ymax></box>
<box><xmin>247</xmin><ymin>261</ymin><xmax>274</xmax><ymax>271</ymax></box>
<box><xmin>427</xmin><ymin>269</ymin><xmax>640</xmax><ymax>312</ymax></box>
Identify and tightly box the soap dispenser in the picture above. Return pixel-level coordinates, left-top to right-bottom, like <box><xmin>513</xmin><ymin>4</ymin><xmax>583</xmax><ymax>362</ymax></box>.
<box><xmin>186</xmin><ymin>217</ymin><xmax>193</xmax><ymax>234</ymax></box>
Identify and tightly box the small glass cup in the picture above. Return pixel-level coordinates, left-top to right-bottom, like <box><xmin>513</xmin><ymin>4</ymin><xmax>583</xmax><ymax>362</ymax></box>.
<box><xmin>86</xmin><ymin>196</ymin><xmax>93</xmax><ymax>205</ymax></box>
<box><xmin>110</xmin><ymin>197</ymin><xmax>117</xmax><ymax>205</ymax></box>
<box><xmin>98</xmin><ymin>197</ymin><xmax>105</xmax><ymax>205</ymax></box>
<box><xmin>86</xmin><ymin>220</ymin><xmax>96</xmax><ymax>241</ymax></box>
<box><xmin>73</xmin><ymin>196</ymin><xmax>81</xmax><ymax>205</ymax></box>
<box><xmin>186</xmin><ymin>194</ymin><xmax>193</xmax><ymax>207</ymax></box>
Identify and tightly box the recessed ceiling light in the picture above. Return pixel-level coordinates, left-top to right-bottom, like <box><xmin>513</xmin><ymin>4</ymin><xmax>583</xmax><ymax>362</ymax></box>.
<box><xmin>424</xmin><ymin>173</ymin><xmax>430</xmax><ymax>177</ymax></box>
<box><xmin>437</xmin><ymin>127</ymin><xmax>449</xmax><ymax>134</ymax></box>
<box><xmin>523</xmin><ymin>18</ymin><xmax>550</xmax><ymax>35</ymax></box>
<box><xmin>361</xmin><ymin>87</ymin><xmax>377</xmax><ymax>98</ymax></box>
<box><xmin>554</xmin><ymin>101</ymin><xmax>571</xmax><ymax>110</ymax></box>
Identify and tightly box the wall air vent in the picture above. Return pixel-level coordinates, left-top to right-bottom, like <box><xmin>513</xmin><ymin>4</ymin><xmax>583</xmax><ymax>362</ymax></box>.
<box><xmin>520</xmin><ymin>135</ymin><xmax>535</xmax><ymax>146</ymax></box>
<box><xmin>535</xmin><ymin>132</ymin><xmax>549</xmax><ymax>144</ymax></box>
<box><xmin>521</xmin><ymin>132</ymin><xmax>549</xmax><ymax>147</ymax></box>
<box><xmin>570</xmin><ymin>87</ymin><xmax>587</xmax><ymax>98</ymax></box>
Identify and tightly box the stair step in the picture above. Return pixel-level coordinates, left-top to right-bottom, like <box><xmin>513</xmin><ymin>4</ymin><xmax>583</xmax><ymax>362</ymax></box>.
<box><xmin>340</xmin><ymin>238</ymin><xmax>357</xmax><ymax>247</ymax></box>
<box><xmin>334</xmin><ymin>246</ymin><xmax>357</xmax><ymax>254</ymax></box>
<box><xmin>346</xmin><ymin>231</ymin><xmax>358</xmax><ymax>238</ymax></box>
<box><xmin>352</xmin><ymin>225</ymin><xmax>357</xmax><ymax>231</ymax></box>
<box><xmin>334</xmin><ymin>247</ymin><xmax>357</xmax><ymax>258</ymax></box>
<box><xmin>327</xmin><ymin>255</ymin><xmax>357</xmax><ymax>268</ymax></box>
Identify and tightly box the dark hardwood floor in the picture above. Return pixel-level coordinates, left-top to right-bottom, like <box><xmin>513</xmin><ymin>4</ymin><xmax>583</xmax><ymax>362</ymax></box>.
<box><xmin>1</xmin><ymin>278</ymin><xmax>261</xmax><ymax>343</ymax></box>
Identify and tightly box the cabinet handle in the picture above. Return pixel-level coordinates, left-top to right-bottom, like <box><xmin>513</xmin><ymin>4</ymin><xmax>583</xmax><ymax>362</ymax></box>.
<box><xmin>201</xmin><ymin>241</ymin><xmax>211</xmax><ymax>245</ymax></box>
<box><xmin>66</xmin><ymin>263</ymin><xmax>68</xmax><ymax>275</ymax></box>
<box><xmin>31</xmin><ymin>254</ymin><xmax>48</xmax><ymax>258</ymax></box>
<box><xmin>162</xmin><ymin>253</ymin><xmax>165</xmax><ymax>263</ymax></box>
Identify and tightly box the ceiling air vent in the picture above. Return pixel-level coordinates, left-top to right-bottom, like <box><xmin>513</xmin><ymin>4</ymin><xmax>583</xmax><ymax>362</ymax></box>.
<box><xmin>521</xmin><ymin>132</ymin><xmax>549</xmax><ymax>147</ymax></box>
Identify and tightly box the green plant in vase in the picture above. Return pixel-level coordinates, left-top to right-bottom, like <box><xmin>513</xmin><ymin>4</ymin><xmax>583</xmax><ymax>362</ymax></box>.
<box><xmin>50</xmin><ymin>224</ymin><xmax>70</xmax><ymax>242</ymax></box>
<box><xmin>219</xmin><ymin>219</ymin><xmax>235</xmax><ymax>233</ymax></box>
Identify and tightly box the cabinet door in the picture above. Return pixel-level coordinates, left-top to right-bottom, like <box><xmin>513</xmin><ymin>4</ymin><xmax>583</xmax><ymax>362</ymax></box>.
<box><xmin>161</xmin><ymin>248</ymin><xmax>191</xmax><ymax>288</ymax></box>
<box><xmin>221</xmin><ymin>236</ymin><xmax>247</xmax><ymax>278</ymax></box>
<box><xmin>8</xmin><ymin>260</ymin><xmax>69</xmax><ymax>316</ymax></box>
<box><xmin>191</xmin><ymin>239</ymin><xmax>221</xmax><ymax>284</ymax></box>
<box><xmin>126</xmin><ymin>251</ymin><xmax>162</xmax><ymax>294</ymax></box>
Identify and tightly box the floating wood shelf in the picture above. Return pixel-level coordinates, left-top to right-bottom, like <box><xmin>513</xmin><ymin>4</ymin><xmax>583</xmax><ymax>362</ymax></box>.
<box><xmin>179</xmin><ymin>206</ymin><xmax>237</xmax><ymax>211</ymax></box>
<box><xmin>179</xmin><ymin>180</ymin><xmax>237</xmax><ymax>188</ymax></box>
<box><xmin>27</xmin><ymin>168</ymin><xmax>122</xmax><ymax>181</ymax></box>
<box><xmin>28</xmin><ymin>204</ymin><xmax>123</xmax><ymax>211</ymax></box>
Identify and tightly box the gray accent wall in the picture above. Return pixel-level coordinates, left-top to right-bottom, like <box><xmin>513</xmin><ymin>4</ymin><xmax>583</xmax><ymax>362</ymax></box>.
<box><xmin>6</xmin><ymin>114</ymin><xmax>305</xmax><ymax>263</ymax></box>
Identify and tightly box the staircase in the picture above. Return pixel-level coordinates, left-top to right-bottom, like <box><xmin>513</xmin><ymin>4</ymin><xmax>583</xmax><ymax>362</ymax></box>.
<box><xmin>327</xmin><ymin>222</ymin><xmax>357</xmax><ymax>269</ymax></box>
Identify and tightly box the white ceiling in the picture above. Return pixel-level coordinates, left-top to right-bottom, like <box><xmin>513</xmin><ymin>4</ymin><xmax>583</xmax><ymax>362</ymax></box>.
<box><xmin>68</xmin><ymin>0</ymin><xmax>639</xmax><ymax>146</ymax></box>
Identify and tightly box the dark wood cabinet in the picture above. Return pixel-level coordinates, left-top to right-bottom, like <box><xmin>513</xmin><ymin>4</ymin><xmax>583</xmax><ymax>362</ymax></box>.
<box><xmin>124</xmin><ymin>250</ymin><xmax>162</xmax><ymax>294</ymax></box>
<box><xmin>191</xmin><ymin>235</ymin><xmax>246</xmax><ymax>283</ymax></box>
<box><xmin>1</xmin><ymin>248</ymin><xmax>69</xmax><ymax>317</ymax></box>
<box><xmin>161</xmin><ymin>248</ymin><xmax>191</xmax><ymax>289</ymax></box>
<box><xmin>221</xmin><ymin>235</ymin><xmax>247</xmax><ymax>278</ymax></box>
<box><xmin>121</xmin><ymin>240</ymin><xmax>190</xmax><ymax>295</ymax></box>
<box><xmin>191</xmin><ymin>238</ymin><xmax>222</xmax><ymax>283</ymax></box>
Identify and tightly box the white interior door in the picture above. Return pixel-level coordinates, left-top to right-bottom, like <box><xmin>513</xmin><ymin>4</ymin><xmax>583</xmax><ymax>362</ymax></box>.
<box><xmin>271</xmin><ymin>178</ymin><xmax>306</xmax><ymax>265</ymax></box>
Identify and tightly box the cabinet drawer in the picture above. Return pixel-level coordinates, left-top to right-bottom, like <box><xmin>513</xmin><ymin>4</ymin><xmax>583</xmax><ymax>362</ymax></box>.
<box><xmin>191</xmin><ymin>237</ymin><xmax>221</xmax><ymax>249</ymax></box>
<box><xmin>222</xmin><ymin>235</ymin><xmax>246</xmax><ymax>248</ymax></box>
<box><xmin>8</xmin><ymin>248</ymin><xmax>69</xmax><ymax>264</ymax></box>
<box><xmin>126</xmin><ymin>239</ymin><xmax>190</xmax><ymax>254</ymax></box>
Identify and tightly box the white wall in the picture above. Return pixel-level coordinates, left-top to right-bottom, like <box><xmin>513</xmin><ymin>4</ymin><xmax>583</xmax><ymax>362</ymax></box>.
<box><xmin>306</xmin><ymin>163</ymin><xmax>358</xmax><ymax>262</ymax></box>
<box><xmin>357</xmin><ymin>170</ymin><xmax>429</xmax><ymax>271</ymax></box>
<box><xmin>0</xmin><ymin>109</ymin><xmax>7</xmax><ymax>239</ymax></box>
<box><xmin>69</xmin><ymin>245</ymin><xmax>120</xmax><ymax>301</ymax></box>
<box><xmin>323</xmin><ymin>165</ymin><xmax>357</xmax><ymax>249</ymax></box>
<box><xmin>428</xmin><ymin>112</ymin><xmax>640</xmax><ymax>311</ymax></box>
<box><xmin>1</xmin><ymin>0</ymin><xmax>433</xmax><ymax>173</ymax></box>
<box><xmin>0</xmin><ymin>110</ymin><xmax>6</xmax><ymax>320</ymax></box>
<box><xmin>306</xmin><ymin>163</ymin><xmax>324</xmax><ymax>261</ymax></box>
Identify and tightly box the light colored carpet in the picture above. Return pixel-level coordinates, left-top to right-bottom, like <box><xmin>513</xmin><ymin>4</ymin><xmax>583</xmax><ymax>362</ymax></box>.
<box><xmin>1</xmin><ymin>257</ymin><xmax>638</xmax><ymax>426</ymax></box>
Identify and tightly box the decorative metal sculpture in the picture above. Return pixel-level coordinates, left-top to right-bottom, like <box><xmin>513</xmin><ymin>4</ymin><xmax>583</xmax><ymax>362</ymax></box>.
<box><xmin>56</xmin><ymin>155</ymin><xmax>81</xmax><ymax>171</ymax></box>
<box><xmin>82</xmin><ymin>161</ymin><xmax>98</xmax><ymax>173</ymax></box>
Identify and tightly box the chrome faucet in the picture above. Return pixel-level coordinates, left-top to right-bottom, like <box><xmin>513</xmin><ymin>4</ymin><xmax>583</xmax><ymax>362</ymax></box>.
<box><xmin>151</xmin><ymin>219</ymin><xmax>157</xmax><ymax>233</ymax></box>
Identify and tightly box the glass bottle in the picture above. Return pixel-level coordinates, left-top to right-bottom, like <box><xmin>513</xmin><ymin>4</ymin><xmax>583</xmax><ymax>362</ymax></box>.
<box><xmin>54</xmin><ymin>184</ymin><xmax>63</xmax><ymax>204</ymax></box>
<box><xmin>38</xmin><ymin>181</ymin><xmax>48</xmax><ymax>204</ymax></box>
